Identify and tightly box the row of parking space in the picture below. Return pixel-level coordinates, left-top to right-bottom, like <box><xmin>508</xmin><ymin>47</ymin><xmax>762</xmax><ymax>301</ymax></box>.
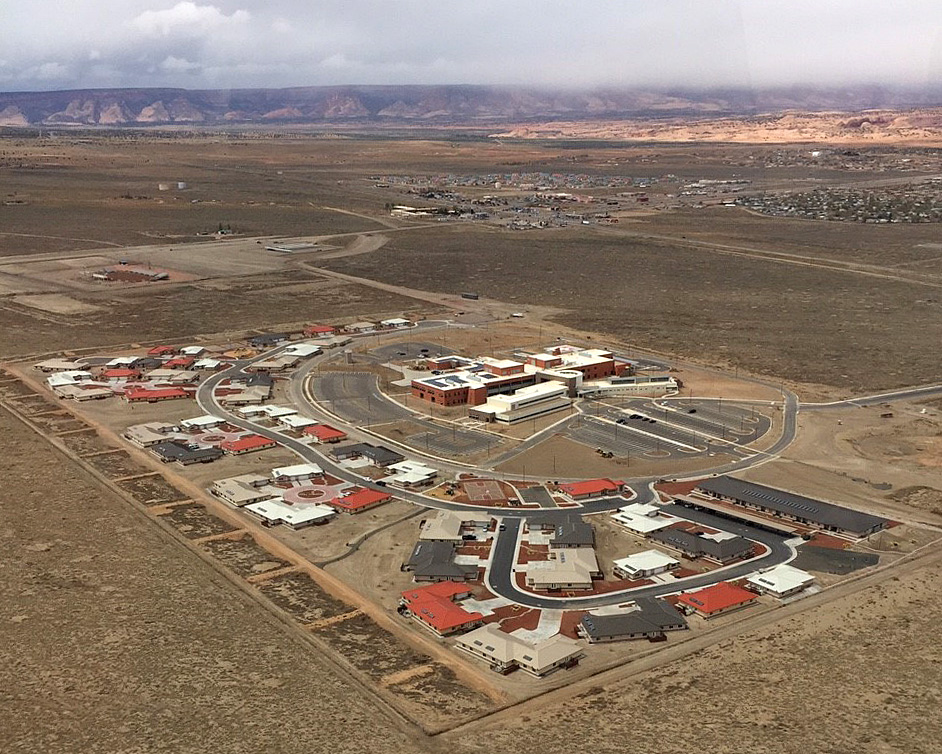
<box><xmin>596</xmin><ymin>409</ymin><xmax>710</xmax><ymax>452</ymax></box>
<box><xmin>407</xmin><ymin>427</ymin><xmax>496</xmax><ymax>456</ymax></box>
<box><xmin>563</xmin><ymin>416</ymin><xmax>694</xmax><ymax>457</ymax></box>
<box><xmin>651</xmin><ymin>404</ymin><xmax>771</xmax><ymax>441</ymax></box>
<box><xmin>604</xmin><ymin>398</ymin><xmax>768</xmax><ymax>442</ymax></box>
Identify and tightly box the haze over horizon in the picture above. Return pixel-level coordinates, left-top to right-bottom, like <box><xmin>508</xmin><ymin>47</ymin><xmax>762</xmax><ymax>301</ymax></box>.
<box><xmin>2</xmin><ymin>0</ymin><xmax>941</xmax><ymax>94</ymax></box>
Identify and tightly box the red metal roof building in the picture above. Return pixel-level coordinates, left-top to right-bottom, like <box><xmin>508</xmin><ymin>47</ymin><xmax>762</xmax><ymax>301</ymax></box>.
<box><xmin>124</xmin><ymin>387</ymin><xmax>190</xmax><ymax>403</ymax></box>
<box><xmin>304</xmin><ymin>324</ymin><xmax>336</xmax><ymax>336</ymax></box>
<box><xmin>302</xmin><ymin>424</ymin><xmax>348</xmax><ymax>443</ymax></box>
<box><xmin>676</xmin><ymin>582</ymin><xmax>758</xmax><ymax>618</ymax></box>
<box><xmin>329</xmin><ymin>487</ymin><xmax>392</xmax><ymax>514</ymax></box>
<box><xmin>101</xmin><ymin>368</ymin><xmax>141</xmax><ymax>380</ymax></box>
<box><xmin>399</xmin><ymin>581</ymin><xmax>484</xmax><ymax>636</ymax></box>
<box><xmin>559</xmin><ymin>478</ymin><xmax>626</xmax><ymax>500</ymax></box>
<box><xmin>220</xmin><ymin>434</ymin><xmax>278</xmax><ymax>455</ymax></box>
<box><xmin>147</xmin><ymin>345</ymin><xmax>177</xmax><ymax>356</ymax></box>
<box><xmin>163</xmin><ymin>357</ymin><xmax>195</xmax><ymax>369</ymax></box>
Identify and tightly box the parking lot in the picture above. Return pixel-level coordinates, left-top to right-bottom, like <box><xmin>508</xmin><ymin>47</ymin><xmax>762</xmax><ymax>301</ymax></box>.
<box><xmin>562</xmin><ymin>415</ymin><xmax>695</xmax><ymax>458</ymax></box>
<box><xmin>603</xmin><ymin>398</ymin><xmax>771</xmax><ymax>444</ymax></box>
<box><xmin>312</xmin><ymin>372</ymin><xmax>411</xmax><ymax>424</ymax></box>
<box><xmin>656</xmin><ymin>401</ymin><xmax>772</xmax><ymax>442</ymax></box>
<box><xmin>366</xmin><ymin>341</ymin><xmax>454</xmax><ymax>363</ymax></box>
<box><xmin>407</xmin><ymin>425</ymin><xmax>496</xmax><ymax>457</ymax></box>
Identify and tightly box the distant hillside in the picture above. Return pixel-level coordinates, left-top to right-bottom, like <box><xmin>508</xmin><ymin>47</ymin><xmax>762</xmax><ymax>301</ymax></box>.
<box><xmin>2</xmin><ymin>84</ymin><xmax>942</xmax><ymax>128</ymax></box>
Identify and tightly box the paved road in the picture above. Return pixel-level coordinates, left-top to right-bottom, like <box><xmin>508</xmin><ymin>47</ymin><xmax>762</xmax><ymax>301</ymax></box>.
<box><xmin>196</xmin><ymin>330</ymin><xmax>942</xmax><ymax>613</ymax></box>
<box><xmin>485</xmin><ymin>505</ymin><xmax>795</xmax><ymax>610</ymax></box>
<box><xmin>801</xmin><ymin>384</ymin><xmax>942</xmax><ymax>410</ymax></box>
<box><xmin>195</xmin><ymin>326</ymin><xmax>806</xmax><ymax>612</ymax></box>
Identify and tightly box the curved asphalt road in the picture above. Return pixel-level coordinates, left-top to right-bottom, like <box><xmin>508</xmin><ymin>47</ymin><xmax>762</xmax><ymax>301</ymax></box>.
<box><xmin>485</xmin><ymin>504</ymin><xmax>795</xmax><ymax>609</ymax></box>
<box><xmin>195</xmin><ymin>327</ymin><xmax>936</xmax><ymax>611</ymax></box>
<box><xmin>801</xmin><ymin>384</ymin><xmax>942</xmax><ymax>410</ymax></box>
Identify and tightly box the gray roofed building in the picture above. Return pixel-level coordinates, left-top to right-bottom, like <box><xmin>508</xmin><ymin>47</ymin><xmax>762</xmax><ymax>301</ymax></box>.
<box><xmin>697</xmin><ymin>476</ymin><xmax>888</xmax><ymax>536</ymax></box>
<box><xmin>550</xmin><ymin>516</ymin><xmax>595</xmax><ymax>548</ymax></box>
<box><xmin>404</xmin><ymin>540</ymin><xmax>479</xmax><ymax>582</ymax></box>
<box><xmin>230</xmin><ymin>372</ymin><xmax>274</xmax><ymax>389</ymax></box>
<box><xmin>649</xmin><ymin>528</ymin><xmax>754</xmax><ymax>564</ymax></box>
<box><xmin>249</xmin><ymin>333</ymin><xmax>289</xmax><ymax>348</ymax></box>
<box><xmin>150</xmin><ymin>440</ymin><xmax>223</xmax><ymax>466</ymax></box>
<box><xmin>579</xmin><ymin>598</ymin><xmax>688</xmax><ymax>643</ymax></box>
<box><xmin>329</xmin><ymin>442</ymin><xmax>405</xmax><ymax>467</ymax></box>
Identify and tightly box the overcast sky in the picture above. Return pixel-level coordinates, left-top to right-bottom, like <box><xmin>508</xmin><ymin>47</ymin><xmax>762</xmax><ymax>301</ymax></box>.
<box><xmin>2</xmin><ymin>1</ymin><xmax>941</xmax><ymax>92</ymax></box>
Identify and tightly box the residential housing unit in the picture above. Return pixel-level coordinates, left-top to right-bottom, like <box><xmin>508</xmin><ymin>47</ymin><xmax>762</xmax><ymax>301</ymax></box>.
<box><xmin>151</xmin><ymin>440</ymin><xmax>223</xmax><ymax>466</ymax></box>
<box><xmin>329</xmin><ymin>443</ymin><xmax>405</xmax><ymax>467</ymax></box>
<box><xmin>398</xmin><ymin>581</ymin><xmax>484</xmax><ymax>636</ymax></box>
<box><xmin>676</xmin><ymin>582</ymin><xmax>758</xmax><ymax>618</ymax></box>
<box><xmin>549</xmin><ymin>516</ymin><xmax>596</xmax><ymax>548</ymax></box>
<box><xmin>455</xmin><ymin>625</ymin><xmax>582</xmax><ymax>677</ymax></box>
<box><xmin>419</xmin><ymin>511</ymin><xmax>470</xmax><ymax>543</ymax></box>
<box><xmin>525</xmin><ymin>548</ymin><xmax>601</xmax><ymax>591</ymax></box>
<box><xmin>612</xmin><ymin>550</ymin><xmax>680</xmax><ymax>579</ymax></box>
<box><xmin>745</xmin><ymin>564</ymin><xmax>815</xmax><ymax>598</ymax></box>
<box><xmin>578</xmin><ymin>598</ymin><xmax>688</xmax><ymax>642</ymax></box>
<box><xmin>611</xmin><ymin>503</ymin><xmax>679</xmax><ymax>534</ymax></box>
<box><xmin>559</xmin><ymin>478</ymin><xmax>626</xmax><ymax>500</ymax></box>
<box><xmin>404</xmin><ymin>540</ymin><xmax>480</xmax><ymax>582</ymax></box>
<box><xmin>211</xmin><ymin>474</ymin><xmax>273</xmax><ymax>507</ymax></box>
<box><xmin>245</xmin><ymin>499</ymin><xmax>336</xmax><ymax>529</ymax></box>
<box><xmin>649</xmin><ymin>528</ymin><xmax>755</xmax><ymax>564</ymax></box>
<box><xmin>383</xmin><ymin>460</ymin><xmax>438</xmax><ymax>488</ymax></box>
<box><xmin>329</xmin><ymin>487</ymin><xmax>392</xmax><ymax>514</ymax></box>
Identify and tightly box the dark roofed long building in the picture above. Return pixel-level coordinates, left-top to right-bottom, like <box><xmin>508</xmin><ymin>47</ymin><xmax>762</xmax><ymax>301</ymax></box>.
<box><xmin>579</xmin><ymin>598</ymin><xmax>688</xmax><ymax>643</ymax></box>
<box><xmin>150</xmin><ymin>440</ymin><xmax>223</xmax><ymax>466</ymax></box>
<box><xmin>329</xmin><ymin>442</ymin><xmax>405</xmax><ymax>467</ymax></box>
<box><xmin>404</xmin><ymin>540</ymin><xmax>479</xmax><ymax>582</ymax></box>
<box><xmin>649</xmin><ymin>528</ymin><xmax>754</xmax><ymax>564</ymax></box>
<box><xmin>697</xmin><ymin>476</ymin><xmax>888</xmax><ymax>537</ymax></box>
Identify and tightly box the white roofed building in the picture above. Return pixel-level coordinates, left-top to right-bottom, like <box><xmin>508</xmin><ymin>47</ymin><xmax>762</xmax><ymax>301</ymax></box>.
<box><xmin>746</xmin><ymin>564</ymin><xmax>815</xmax><ymax>598</ymax></box>
<box><xmin>612</xmin><ymin>550</ymin><xmax>680</xmax><ymax>580</ymax></box>
<box><xmin>282</xmin><ymin>343</ymin><xmax>322</xmax><ymax>358</ymax></box>
<box><xmin>383</xmin><ymin>460</ymin><xmax>438</xmax><ymax>488</ymax></box>
<box><xmin>180</xmin><ymin>415</ymin><xmax>224</xmax><ymax>430</ymax></box>
<box><xmin>245</xmin><ymin>499</ymin><xmax>336</xmax><ymax>529</ymax></box>
<box><xmin>611</xmin><ymin>503</ymin><xmax>679</xmax><ymax>535</ymax></box>
<box><xmin>271</xmin><ymin>463</ymin><xmax>323</xmax><ymax>482</ymax></box>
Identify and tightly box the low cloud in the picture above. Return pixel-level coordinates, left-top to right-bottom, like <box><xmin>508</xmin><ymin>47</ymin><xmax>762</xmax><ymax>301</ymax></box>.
<box><xmin>159</xmin><ymin>55</ymin><xmax>201</xmax><ymax>73</ymax></box>
<box><xmin>0</xmin><ymin>1</ymin><xmax>940</xmax><ymax>92</ymax></box>
<box><xmin>131</xmin><ymin>2</ymin><xmax>250</xmax><ymax>39</ymax></box>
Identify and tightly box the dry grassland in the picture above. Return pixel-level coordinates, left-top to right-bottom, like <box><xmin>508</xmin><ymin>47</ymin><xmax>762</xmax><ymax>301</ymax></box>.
<box><xmin>0</xmin><ymin>402</ymin><xmax>427</xmax><ymax>754</ymax></box>
<box><xmin>323</xmin><ymin>223</ymin><xmax>942</xmax><ymax>393</ymax></box>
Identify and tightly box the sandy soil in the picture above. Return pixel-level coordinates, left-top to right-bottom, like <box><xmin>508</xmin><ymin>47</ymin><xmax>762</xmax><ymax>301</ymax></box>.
<box><xmin>0</xmin><ymin>402</ymin><xmax>428</xmax><ymax>754</ymax></box>
<box><xmin>746</xmin><ymin>400</ymin><xmax>942</xmax><ymax>527</ymax></box>
<box><xmin>451</xmin><ymin>549</ymin><xmax>942</xmax><ymax>754</ymax></box>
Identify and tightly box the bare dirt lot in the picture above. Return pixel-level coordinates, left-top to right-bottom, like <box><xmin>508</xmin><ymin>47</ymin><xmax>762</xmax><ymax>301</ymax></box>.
<box><xmin>454</xmin><ymin>551</ymin><xmax>942</xmax><ymax>754</ymax></box>
<box><xmin>322</xmin><ymin>222</ymin><xmax>942</xmax><ymax>394</ymax></box>
<box><xmin>0</xmin><ymin>403</ymin><xmax>426</xmax><ymax>754</ymax></box>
